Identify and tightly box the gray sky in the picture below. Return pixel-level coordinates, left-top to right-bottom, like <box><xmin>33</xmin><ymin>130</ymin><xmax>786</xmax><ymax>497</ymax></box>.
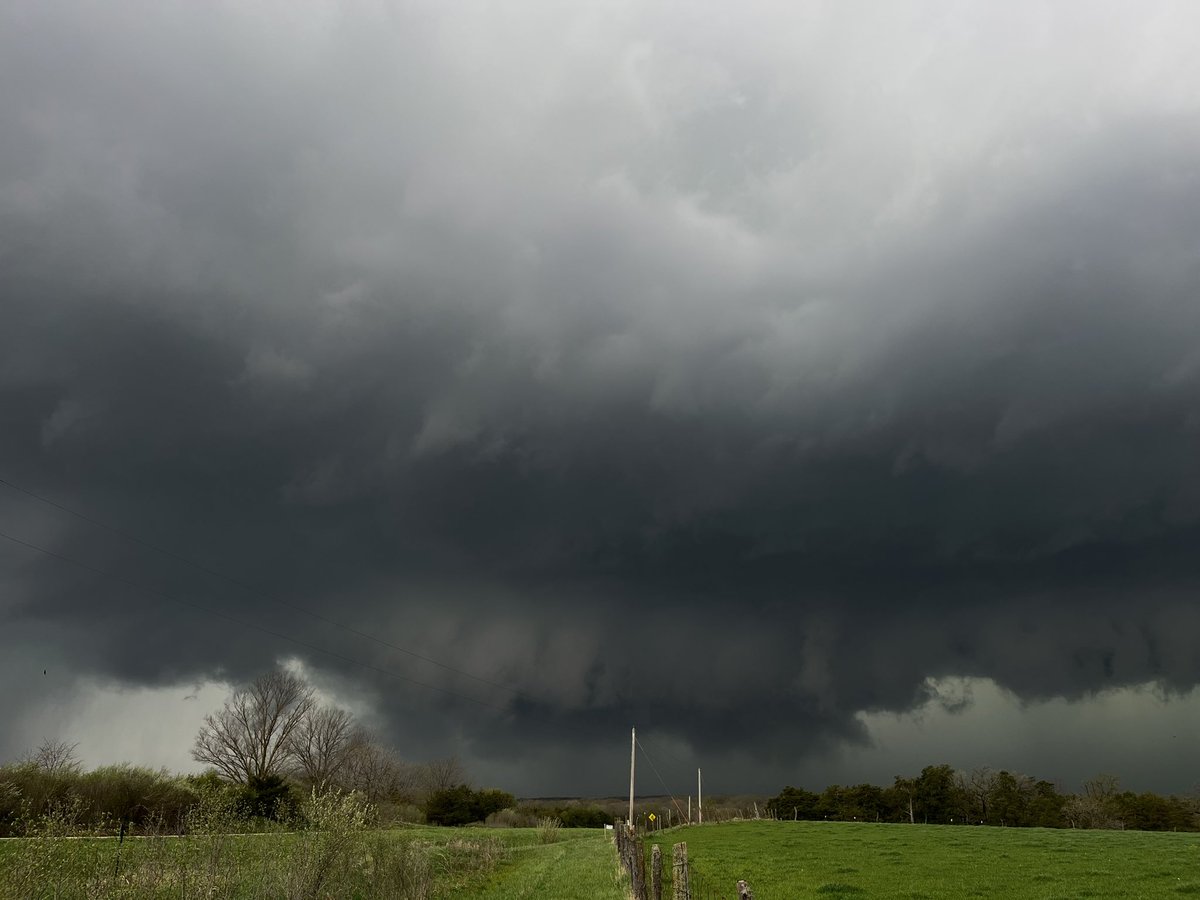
<box><xmin>3</xmin><ymin>0</ymin><xmax>1200</xmax><ymax>797</ymax></box>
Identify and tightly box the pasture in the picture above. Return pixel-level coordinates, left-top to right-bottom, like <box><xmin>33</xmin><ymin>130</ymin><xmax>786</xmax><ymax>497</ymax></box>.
<box><xmin>7</xmin><ymin>817</ymin><xmax>1198</xmax><ymax>898</ymax></box>
<box><xmin>0</xmin><ymin>825</ymin><xmax>625</xmax><ymax>899</ymax></box>
<box><xmin>646</xmin><ymin>820</ymin><xmax>1200</xmax><ymax>899</ymax></box>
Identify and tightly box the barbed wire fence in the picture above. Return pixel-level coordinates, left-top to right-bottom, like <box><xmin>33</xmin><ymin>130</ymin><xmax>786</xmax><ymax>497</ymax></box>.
<box><xmin>614</xmin><ymin>823</ymin><xmax>757</xmax><ymax>900</ymax></box>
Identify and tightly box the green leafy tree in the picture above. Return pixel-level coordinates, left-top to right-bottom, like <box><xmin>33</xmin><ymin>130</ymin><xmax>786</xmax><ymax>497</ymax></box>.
<box><xmin>915</xmin><ymin>764</ymin><xmax>962</xmax><ymax>824</ymax></box>
<box><xmin>1028</xmin><ymin>780</ymin><xmax>1066</xmax><ymax>827</ymax></box>
<box><xmin>241</xmin><ymin>773</ymin><xmax>297</xmax><ymax>821</ymax></box>
<box><xmin>766</xmin><ymin>786</ymin><xmax>820</xmax><ymax>820</ymax></box>
<box><xmin>425</xmin><ymin>785</ymin><xmax>515</xmax><ymax>826</ymax></box>
<box><xmin>424</xmin><ymin>785</ymin><xmax>475</xmax><ymax>826</ymax></box>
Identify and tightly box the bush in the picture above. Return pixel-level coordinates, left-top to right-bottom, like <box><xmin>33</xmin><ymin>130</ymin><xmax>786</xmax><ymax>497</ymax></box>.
<box><xmin>424</xmin><ymin>785</ymin><xmax>475</xmax><ymax>826</ymax></box>
<box><xmin>516</xmin><ymin>803</ymin><xmax>612</xmax><ymax>829</ymax></box>
<box><xmin>281</xmin><ymin>789</ymin><xmax>377</xmax><ymax>897</ymax></box>
<box><xmin>77</xmin><ymin>764</ymin><xmax>199</xmax><ymax>832</ymax></box>
<box><xmin>485</xmin><ymin>807</ymin><xmax>534</xmax><ymax>828</ymax></box>
<box><xmin>559</xmin><ymin>806</ymin><xmax>613</xmax><ymax>828</ymax></box>
<box><xmin>240</xmin><ymin>773</ymin><xmax>299</xmax><ymax>822</ymax></box>
<box><xmin>0</xmin><ymin>762</ymin><xmax>76</xmax><ymax>835</ymax></box>
<box><xmin>424</xmin><ymin>785</ymin><xmax>516</xmax><ymax>826</ymax></box>
<box><xmin>473</xmin><ymin>788</ymin><xmax>516</xmax><ymax>820</ymax></box>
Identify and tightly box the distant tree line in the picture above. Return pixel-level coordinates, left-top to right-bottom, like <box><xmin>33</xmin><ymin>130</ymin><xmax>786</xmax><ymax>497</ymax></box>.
<box><xmin>510</xmin><ymin>802</ymin><xmax>614</xmax><ymax>829</ymax></box>
<box><xmin>768</xmin><ymin>765</ymin><xmax>1199</xmax><ymax>831</ymax></box>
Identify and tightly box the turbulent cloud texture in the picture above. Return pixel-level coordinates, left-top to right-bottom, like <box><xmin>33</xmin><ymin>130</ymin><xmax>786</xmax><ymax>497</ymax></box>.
<box><xmin>3</xmin><ymin>0</ymin><xmax>1200</xmax><ymax>793</ymax></box>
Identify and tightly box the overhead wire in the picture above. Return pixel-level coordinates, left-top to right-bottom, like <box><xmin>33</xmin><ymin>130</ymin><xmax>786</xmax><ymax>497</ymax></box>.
<box><xmin>635</xmin><ymin>735</ymin><xmax>689</xmax><ymax>825</ymax></box>
<box><xmin>636</xmin><ymin>733</ymin><xmax>701</xmax><ymax>772</ymax></box>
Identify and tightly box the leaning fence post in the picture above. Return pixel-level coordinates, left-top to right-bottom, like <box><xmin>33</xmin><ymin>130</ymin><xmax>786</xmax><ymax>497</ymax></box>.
<box><xmin>672</xmin><ymin>842</ymin><xmax>690</xmax><ymax>900</ymax></box>
<box><xmin>651</xmin><ymin>844</ymin><xmax>663</xmax><ymax>900</ymax></box>
<box><xmin>737</xmin><ymin>879</ymin><xmax>754</xmax><ymax>900</ymax></box>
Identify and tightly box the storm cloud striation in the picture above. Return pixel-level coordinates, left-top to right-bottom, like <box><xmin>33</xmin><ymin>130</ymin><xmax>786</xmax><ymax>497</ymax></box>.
<box><xmin>3</xmin><ymin>1</ymin><xmax>1200</xmax><ymax>794</ymax></box>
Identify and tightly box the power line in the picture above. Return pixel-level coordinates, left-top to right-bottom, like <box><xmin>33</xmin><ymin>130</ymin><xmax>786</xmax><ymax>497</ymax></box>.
<box><xmin>635</xmin><ymin>735</ymin><xmax>689</xmax><ymax>825</ymax></box>
<box><xmin>0</xmin><ymin>474</ymin><xmax>544</xmax><ymax>704</ymax></box>
<box><xmin>637</xmin><ymin>733</ymin><xmax>700</xmax><ymax>772</ymax></box>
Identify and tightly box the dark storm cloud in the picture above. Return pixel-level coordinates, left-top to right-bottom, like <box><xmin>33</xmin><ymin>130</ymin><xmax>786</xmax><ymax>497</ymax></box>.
<box><xmin>3</xmin><ymin>0</ymin><xmax>1200</xmax><ymax>792</ymax></box>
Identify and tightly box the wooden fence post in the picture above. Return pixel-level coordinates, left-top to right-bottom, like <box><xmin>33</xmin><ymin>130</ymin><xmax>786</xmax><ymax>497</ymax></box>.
<box><xmin>737</xmin><ymin>879</ymin><xmax>754</xmax><ymax>899</ymax></box>
<box><xmin>651</xmin><ymin>844</ymin><xmax>663</xmax><ymax>900</ymax></box>
<box><xmin>627</xmin><ymin>827</ymin><xmax>646</xmax><ymax>900</ymax></box>
<box><xmin>672</xmin><ymin>842</ymin><xmax>690</xmax><ymax>900</ymax></box>
<box><xmin>636</xmin><ymin>842</ymin><xmax>647</xmax><ymax>900</ymax></box>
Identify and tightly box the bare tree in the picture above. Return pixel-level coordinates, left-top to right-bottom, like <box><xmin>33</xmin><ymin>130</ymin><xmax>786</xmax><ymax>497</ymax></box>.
<box><xmin>192</xmin><ymin>669</ymin><xmax>315</xmax><ymax>784</ymax></box>
<box><xmin>341</xmin><ymin>735</ymin><xmax>419</xmax><ymax>805</ymax></box>
<box><xmin>290</xmin><ymin>705</ymin><xmax>357</xmax><ymax>792</ymax></box>
<box><xmin>892</xmin><ymin>776</ymin><xmax>916</xmax><ymax>824</ymax></box>
<box><xmin>960</xmin><ymin>767</ymin><xmax>997</xmax><ymax>824</ymax></box>
<box><xmin>1081</xmin><ymin>773</ymin><xmax>1123</xmax><ymax>828</ymax></box>
<box><xmin>26</xmin><ymin>739</ymin><xmax>80</xmax><ymax>776</ymax></box>
<box><xmin>421</xmin><ymin>755</ymin><xmax>467</xmax><ymax>794</ymax></box>
<box><xmin>1065</xmin><ymin>773</ymin><xmax>1123</xmax><ymax>829</ymax></box>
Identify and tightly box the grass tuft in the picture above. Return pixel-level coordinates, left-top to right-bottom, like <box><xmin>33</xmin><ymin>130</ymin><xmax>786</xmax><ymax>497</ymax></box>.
<box><xmin>536</xmin><ymin>815</ymin><xmax>563</xmax><ymax>844</ymax></box>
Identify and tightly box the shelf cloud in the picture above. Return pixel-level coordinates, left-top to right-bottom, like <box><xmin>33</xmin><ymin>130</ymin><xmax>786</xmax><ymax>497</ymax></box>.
<box><xmin>3</xmin><ymin>0</ymin><xmax>1200</xmax><ymax>794</ymax></box>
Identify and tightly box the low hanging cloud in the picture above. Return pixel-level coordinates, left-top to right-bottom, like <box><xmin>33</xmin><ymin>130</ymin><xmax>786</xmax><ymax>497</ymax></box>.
<box><xmin>3</xmin><ymin>0</ymin><xmax>1200</xmax><ymax>793</ymax></box>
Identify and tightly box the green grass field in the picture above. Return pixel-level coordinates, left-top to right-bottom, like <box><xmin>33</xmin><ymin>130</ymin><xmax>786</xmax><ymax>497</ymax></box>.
<box><xmin>0</xmin><ymin>825</ymin><xmax>626</xmax><ymax>899</ymax></box>
<box><xmin>646</xmin><ymin>820</ymin><xmax>1200</xmax><ymax>899</ymax></box>
<box><xmin>10</xmin><ymin>818</ymin><xmax>1196</xmax><ymax>899</ymax></box>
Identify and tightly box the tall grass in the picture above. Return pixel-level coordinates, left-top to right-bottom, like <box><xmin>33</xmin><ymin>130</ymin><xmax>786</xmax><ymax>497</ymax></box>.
<box><xmin>536</xmin><ymin>816</ymin><xmax>563</xmax><ymax>844</ymax></box>
<box><xmin>0</xmin><ymin>789</ymin><xmax>504</xmax><ymax>899</ymax></box>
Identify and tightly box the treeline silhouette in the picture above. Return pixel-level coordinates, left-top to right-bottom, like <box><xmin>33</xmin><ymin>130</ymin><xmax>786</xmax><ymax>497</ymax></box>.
<box><xmin>768</xmin><ymin>765</ymin><xmax>1199</xmax><ymax>831</ymax></box>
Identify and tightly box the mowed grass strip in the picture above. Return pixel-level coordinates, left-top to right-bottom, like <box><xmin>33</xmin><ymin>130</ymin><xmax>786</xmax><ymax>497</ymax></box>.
<box><xmin>646</xmin><ymin>820</ymin><xmax>1200</xmax><ymax>899</ymax></box>
<box><xmin>455</xmin><ymin>830</ymin><xmax>627</xmax><ymax>899</ymax></box>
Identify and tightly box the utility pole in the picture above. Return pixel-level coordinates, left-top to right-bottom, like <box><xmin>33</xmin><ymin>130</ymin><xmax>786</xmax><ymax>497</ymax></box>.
<box><xmin>698</xmin><ymin>768</ymin><xmax>703</xmax><ymax>825</ymax></box>
<box><xmin>688</xmin><ymin>795</ymin><xmax>692</xmax><ymax>824</ymax></box>
<box><xmin>628</xmin><ymin>727</ymin><xmax>636</xmax><ymax>829</ymax></box>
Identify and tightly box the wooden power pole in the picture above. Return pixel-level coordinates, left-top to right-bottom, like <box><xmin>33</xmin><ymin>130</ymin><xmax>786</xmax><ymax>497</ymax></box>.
<box><xmin>698</xmin><ymin>768</ymin><xmax>703</xmax><ymax>825</ymax></box>
<box><xmin>628</xmin><ymin>727</ymin><xmax>636</xmax><ymax>829</ymax></box>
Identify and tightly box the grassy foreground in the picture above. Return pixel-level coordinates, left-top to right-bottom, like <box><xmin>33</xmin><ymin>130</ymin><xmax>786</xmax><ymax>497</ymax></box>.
<box><xmin>646</xmin><ymin>820</ymin><xmax>1200</xmax><ymax>899</ymax></box>
<box><xmin>0</xmin><ymin>825</ymin><xmax>626</xmax><ymax>899</ymax></box>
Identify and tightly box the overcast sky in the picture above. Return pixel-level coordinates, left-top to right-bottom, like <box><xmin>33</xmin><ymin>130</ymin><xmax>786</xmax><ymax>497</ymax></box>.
<box><xmin>3</xmin><ymin>0</ymin><xmax>1200</xmax><ymax>798</ymax></box>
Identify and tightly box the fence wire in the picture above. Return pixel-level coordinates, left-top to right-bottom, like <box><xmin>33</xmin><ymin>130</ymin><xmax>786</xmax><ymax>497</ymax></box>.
<box><xmin>615</xmin><ymin>826</ymin><xmax>760</xmax><ymax>900</ymax></box>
